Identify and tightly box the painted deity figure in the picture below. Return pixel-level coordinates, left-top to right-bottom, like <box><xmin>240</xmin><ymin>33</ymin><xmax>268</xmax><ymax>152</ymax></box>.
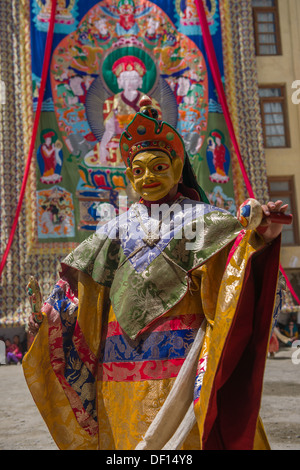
<box><xmin>145</xmin><ymin>17</ymin><xmax>160</xmax><ymax>42</ymax></box>
<box><xmin>37</xmin><ymin>130</ymin><xmax>63</xmax><ymax>184</ymax></box>
<box><xmin>24</xmin><ymin>96</ymin><xmax>289</xmax><ymax>450</ymax></box>
<box><xmin>206</xmin><ymin>130</ymin><xmax>230</xmax><ymax>184</ymax></box>
<box><xmin>93</xmin><ymin>18</ymin><xmax>111</xmax><ymax>42</ymax></box>
<box><xmin>68</xmin><ymin>75</ymin><xmax>88</xmax><ymax>105</ymax></box>
<box><xmin>39</xmin><ymin>187</ymin><xmax>73</xmax><ymax>235</ymax></box>
<box><xmin>87</xmin><ymin>56</ymin><xmax>160</xmax><ymax>166</ymax></box>
<box><xmin>37</xmin><ymin>0</ymin><xmax>75</xmax><ymax>24</ymax></box>
<box><xmin>116</xmin><ymin>0</ymin><xmax>138</xmax><ymax>36</ymax></box>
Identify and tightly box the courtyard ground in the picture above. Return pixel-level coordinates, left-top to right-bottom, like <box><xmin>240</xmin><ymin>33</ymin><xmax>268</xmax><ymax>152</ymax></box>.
<box><xmin>0</xmin><ymin>347</ymin><xmax>299</xmax><ymax>450</ymax></box>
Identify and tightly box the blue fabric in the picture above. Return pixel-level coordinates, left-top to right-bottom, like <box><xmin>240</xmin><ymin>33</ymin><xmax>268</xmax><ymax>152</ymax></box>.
<box><xmin>45</xmin><ymin>283</ymin><xmax>97</xmax><ymax>419</ymax></box>
<box><xmin>100</xmin><ymin>328</ymin><xmax>198</xmax><ymax>363</ymax></box>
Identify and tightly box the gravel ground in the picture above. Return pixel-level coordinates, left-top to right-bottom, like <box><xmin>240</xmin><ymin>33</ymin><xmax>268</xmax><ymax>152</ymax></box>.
<box><xmin>0</xmin><ymin>347</ymin><xmax>299</xmax><ymax>450</ymax></box>
<box><xmin>260</xmin><ymin>347</ymin><xmax>300</xmax><ymax>450</ymax></box>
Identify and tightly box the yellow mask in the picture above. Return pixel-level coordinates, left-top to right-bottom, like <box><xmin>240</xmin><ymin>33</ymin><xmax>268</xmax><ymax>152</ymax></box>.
<box><xmin>126</xmin><ymin>150</ymin><xmax>183</xmax><ymax>201</ymax></box>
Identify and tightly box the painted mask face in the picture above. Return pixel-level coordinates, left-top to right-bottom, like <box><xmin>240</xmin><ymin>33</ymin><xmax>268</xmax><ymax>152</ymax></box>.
<box><xmin>126</xmin><ymin>150</ymin><xmax>183</xmax><ymax>201</ymax></box>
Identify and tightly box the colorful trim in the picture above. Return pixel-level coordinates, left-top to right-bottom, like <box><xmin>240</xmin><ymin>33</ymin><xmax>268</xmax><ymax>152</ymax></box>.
<box><xmin>105</xmin><ymin>314</ymin><xmax>202</xmax><ymax>337</ymax></box>
<box><xmin>99</xmin><ymin>313</ymin><xmax>204</xmax><ymax>382</ymax></box>
<box><xmin>43</xmin><ymin>281</ymin><xmax>98</xmax><ymax>437</ymax></box>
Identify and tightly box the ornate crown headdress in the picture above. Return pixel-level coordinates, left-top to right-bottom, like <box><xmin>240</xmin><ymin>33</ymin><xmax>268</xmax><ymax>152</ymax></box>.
<box><xmin>112</xmin><ymin>56</ymin><xmax>146</xmax><ymax>78</ymax></box>
<box><xmin>119</xmin><ymin>95</ymin><xmax>185</xmax><ymax>167</ymax></box>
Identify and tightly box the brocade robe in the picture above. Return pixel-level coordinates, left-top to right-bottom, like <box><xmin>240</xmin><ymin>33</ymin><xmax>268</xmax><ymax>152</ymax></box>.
<box><xmin>23</xmin><ymin>198</ymin><xmax>281</xmax><ymax>450</ymax></box>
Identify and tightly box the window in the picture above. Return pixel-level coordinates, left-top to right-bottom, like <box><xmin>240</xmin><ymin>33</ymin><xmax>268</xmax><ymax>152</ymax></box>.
<box><xmin>258</xmin><ymin>85</ymin><xmax>290</xmax><ymax>148</ymax></box>
<box><xmin>252</xmin><ymin>0</ymin><xmax>281</xmax><ymax>55</ymax></box>
<box><xmin>268</xmin><ymin>176</ymin><xmax>299</xmax><ymax>246</ymax></box>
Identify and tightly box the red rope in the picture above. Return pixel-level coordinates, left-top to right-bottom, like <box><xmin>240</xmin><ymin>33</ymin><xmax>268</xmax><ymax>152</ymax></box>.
<box><xmin>195</xmin><ymin>0</ymin><xmax>300</xmax><ymax>305</ymax></box>
<box><xmin>0</xmin><ymin>0</ymin><xmax>57</xmax><ymax>278</ymax></box>
<box><xmin>194</xmin><ymin>0</ymin><xmax>255</xmax><ymax>198</ymax></box>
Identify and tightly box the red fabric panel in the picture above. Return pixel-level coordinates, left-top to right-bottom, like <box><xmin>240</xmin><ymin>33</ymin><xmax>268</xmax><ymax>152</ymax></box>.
<box><xmin>202</xmin><ymin>236</ymin><xmax>281</xmax><ymax>450</ymax></box>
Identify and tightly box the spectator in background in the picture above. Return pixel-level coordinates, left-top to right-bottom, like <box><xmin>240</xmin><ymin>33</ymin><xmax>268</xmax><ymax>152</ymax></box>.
<box><xmin>283</xmin><ymin>318</ymin><xmax>299</xmax><ymax>345</ymax></box>
<box><xmin>6</xmin><ymin>337</ymin><xmax>23</xmax><ymax>365</ymax></box>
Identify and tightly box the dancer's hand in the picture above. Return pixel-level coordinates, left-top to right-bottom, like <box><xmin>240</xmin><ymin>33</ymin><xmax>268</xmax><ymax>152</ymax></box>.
<box><xmin>257</xmin><ymin>200</ymin><xmax>289</xmax><ymax>243</ymax></box>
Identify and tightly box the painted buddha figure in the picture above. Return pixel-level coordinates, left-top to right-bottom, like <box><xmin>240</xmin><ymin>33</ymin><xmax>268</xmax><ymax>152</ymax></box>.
<box><xmin>85</xmin><ymin>57</ymin><xmax>161</xmax><ymax>168</ymax></box>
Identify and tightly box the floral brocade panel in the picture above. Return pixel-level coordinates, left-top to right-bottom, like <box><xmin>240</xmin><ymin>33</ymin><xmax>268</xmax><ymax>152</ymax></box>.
<box><xmin>98</xmin><ymin>313</ymin><xmax>204</xmax><ymax>381</ymax></box>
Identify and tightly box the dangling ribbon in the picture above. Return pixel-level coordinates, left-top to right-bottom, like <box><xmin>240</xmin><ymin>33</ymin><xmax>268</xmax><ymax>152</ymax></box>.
<box><xmin>0</xmin><ymin>0</ymin><xmax>57</xmax><ymax>278</ymax></box>
<box><xmin>195</xmin><ymin>0</ymin><xmax>300</xmax><ymax>305</ymax></box>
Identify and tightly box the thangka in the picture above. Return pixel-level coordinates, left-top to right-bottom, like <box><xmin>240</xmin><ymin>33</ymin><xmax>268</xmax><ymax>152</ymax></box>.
<box><xmin>28</xmin><ymin>0</ymin><xmax>240</xmax><ymax>251</ymax></box>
